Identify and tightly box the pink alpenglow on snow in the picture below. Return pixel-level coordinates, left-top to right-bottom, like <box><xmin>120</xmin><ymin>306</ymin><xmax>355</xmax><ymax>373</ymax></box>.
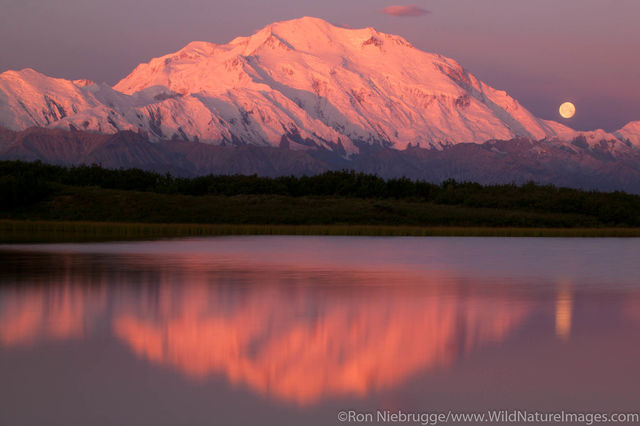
<box><xmin>2</xmin><ymin>1</ymin><xmax>639</xmax><ymax>131</ymax></box>
<box><xmin>0</xmin><ymin>17</ymin><xmax>637</xmax><ymax>155</ymax></box>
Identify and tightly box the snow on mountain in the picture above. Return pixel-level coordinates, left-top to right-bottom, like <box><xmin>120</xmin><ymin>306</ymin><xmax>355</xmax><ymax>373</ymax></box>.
<box><xmin>615</xmin><ymin>121</ymin><xmax>640</xmax><ymax>147</ymax></box>
<box><xmin>0</xmin><ymin>68</ymin><xmax>144</xmax><ymax>135</ymax></box>
<box><xmin>0</xmin><ymin>17</ymin><xmax>638</xmax><ymax>154</ymax></box>
<box><xmin>113</xmin><ymin>16</ymin><xmax>561</xmax><ymax>150</ymax></box>
<box><xmin>0</xmin><ymin>68</ymin><xmax>99</xmax><ymax>130</ymax></box>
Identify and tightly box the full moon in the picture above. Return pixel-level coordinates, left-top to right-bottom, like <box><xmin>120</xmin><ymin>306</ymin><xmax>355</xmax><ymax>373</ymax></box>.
<box><xmin>559</xmin><ymin>102</ymin><xmax>576</xmax><ymax>119</ymax></box>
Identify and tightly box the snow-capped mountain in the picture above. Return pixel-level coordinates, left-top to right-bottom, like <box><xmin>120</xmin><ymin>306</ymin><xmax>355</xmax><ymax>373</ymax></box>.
<box><xmin>1</xmin><ymin>17</ymin><xmax>636</xmax><ymax>154</ymax></box>
<box><xmin>615</xmin><ymin>121</ymin><xmax>640</xmax><ymax>147</ymax></box>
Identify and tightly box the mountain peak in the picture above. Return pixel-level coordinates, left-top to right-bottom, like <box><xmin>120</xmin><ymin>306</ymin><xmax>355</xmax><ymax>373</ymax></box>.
<box><xmin>110</xmin><ymin>17</ymin><xmax>553</xmax><ymax>149</ymax></box>
<box><xmin>178</xmin><ymin>41</ymin><xmax>218</xmax><ymax>56</ymax></box>
<box><xmin>265</xmin><ymin>16</ymin><xmax>337</xmax><ymax>35</ymax></box>
<box><xmin>615</xmin><ymin>121</ymin><xmax>640</xmax><ymax>147</ymax></box>
<box><xmin>224</xmin><ymin>17</ymin><xmax>411</xmax><ymax>57</ymax></box>
<box><xmin>265</xmin><ymin>16</ymin><xmax>381</xmax><ymax>37</ymax></box>
<box><xmin>1</xmin><ymin>17</ymin><xmax>638</xmax><ymax>155</ymax></box>
<box><xmin>1</xmin><ymin>68</ymin><xmax>47</xmax><ymax>82</ymax></box>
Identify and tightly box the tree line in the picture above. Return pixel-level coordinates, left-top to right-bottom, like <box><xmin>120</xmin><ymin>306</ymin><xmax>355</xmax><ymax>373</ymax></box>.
<box><xmin>1</xmin><ymin>160</ymin><xmax>639</xmax><ymax>226</ymax></box>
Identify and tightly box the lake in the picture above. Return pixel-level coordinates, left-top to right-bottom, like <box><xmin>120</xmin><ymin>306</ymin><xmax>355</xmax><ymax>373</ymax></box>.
<box><xmin>1</xmin><ymin>237</ymin><xmax>639</xmax><ymax>425</ymax></box>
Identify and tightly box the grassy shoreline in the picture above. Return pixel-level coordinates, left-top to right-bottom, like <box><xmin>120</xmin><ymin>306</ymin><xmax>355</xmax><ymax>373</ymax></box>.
<box><xmin>1</xmin><ymin>219</ymin><xmax>639</xmax><ymax>243</ymax></box>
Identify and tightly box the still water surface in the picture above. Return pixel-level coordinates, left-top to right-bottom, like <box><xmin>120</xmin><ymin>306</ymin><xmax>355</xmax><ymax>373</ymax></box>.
<box><xmin>0</xmin><ymin>237</ymin><xmax>639</xmax><ymax>425</ymax></box>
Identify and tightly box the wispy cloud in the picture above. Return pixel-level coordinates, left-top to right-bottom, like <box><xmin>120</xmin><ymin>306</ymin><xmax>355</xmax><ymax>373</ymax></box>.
<box><xmin>380</xmin><ymin>5</ymin><xmax>430</xmax><ymax>17</ymax></box>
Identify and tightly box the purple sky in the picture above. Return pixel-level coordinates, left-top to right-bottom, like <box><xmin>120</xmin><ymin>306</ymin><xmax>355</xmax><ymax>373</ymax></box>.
<box><xmin>1</xmin><ymin>0</ymin><xmax>638</xmax><ymax>131</ymax></box>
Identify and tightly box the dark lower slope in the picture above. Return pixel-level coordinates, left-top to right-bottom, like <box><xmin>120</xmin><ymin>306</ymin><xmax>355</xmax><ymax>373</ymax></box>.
<box><xmin>161</xmin><ymin>141</ymin><xmax>332</xmax><ymax>177</ymax></box>
<box><xmin>0</xmin><ymin>127</ymin><xmax>16</xmax><ymax>151</ymax></box>
<box><xmin>354</xmin><ymin>139</ymin><xmax>640</xmax><ymax>193</ymax></box>
<box><xmin>1</xmin><ymin>127</ymin><xmax>639</xmax><ymax>193</ymax></box>
<box><xmin>0</xmin><ymin>127</ymin><xmax>331</xmax><ymax>177</ymax></box>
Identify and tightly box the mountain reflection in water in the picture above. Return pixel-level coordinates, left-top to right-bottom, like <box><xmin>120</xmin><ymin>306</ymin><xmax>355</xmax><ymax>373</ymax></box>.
<box><xmin>1</xmin><ymin>236</ymin><xmax>639</xmax><ymax>412</ymax></box>
<box><xmin>0</xmin><ymin>249</ymin><xmax>535</xmax><ymax>405</ymax></box>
